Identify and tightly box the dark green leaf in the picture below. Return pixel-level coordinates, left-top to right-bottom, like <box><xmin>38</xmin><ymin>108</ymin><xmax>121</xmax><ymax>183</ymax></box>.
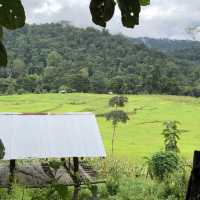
<box><xmin>0</xmin><ymin>41</ymin><xmax>7</xmax><ymax>66</ymax></box>
<box><xmin>0</xmin><ymin>26</ymin><xmax>3</xmax><ymax>40</ymax></box>
<box><xmin>139</xmin><ymin>0</ymin><xmax>150</xmax><ymax>6</ymax></box>
<box><xmin>90</xmin><ymin>0</ymin><xmax>116</xmax><ymax>27</ymax></box>
<box><xmin>0</xmin><ymin>139</ymin><xmax>5</xmax><ymax>159</ymax></box>
<box><xmin>0</xmin><ymin>0</ymin><xmax>26</xmax><ymax>30</ymax></box>
<box><xmin>117</xmin><ymin>0</ymin><xmax>141</xmax><ymax>28</ymax></box>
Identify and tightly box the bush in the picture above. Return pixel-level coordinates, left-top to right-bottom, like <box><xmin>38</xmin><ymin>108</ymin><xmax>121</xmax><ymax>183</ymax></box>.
<box><xmin>106</xmin><ymin>176</ymin><xmax>120</xmax><ymax>196</ymax></box>
<box><xmin>17</xmin><ymin>88</ymin><xmax>26</xmax><ymax>95</ymax></box>
<box><xmin>157</xmin><ymin>169</ymin><xmax>188</xmax><ymax>200</ymax></box>
<box><xmin>79</xmin><ymin>189</ymin><xmax>92</xmax><ymax>200</ymax></box>
<box><xmin>146</xmin><ymin>151</ymin><xmax>180</xmax><ymax>180</ymax></box>
<box><xmin>6</xmin><ymin>85</ymin><xmax>16</xmax><ymax>95</ymax></box>
<box><xmin>59</xmin><ymin>85</ymin><xmax>73</xmax><ymax>93</ymax></box>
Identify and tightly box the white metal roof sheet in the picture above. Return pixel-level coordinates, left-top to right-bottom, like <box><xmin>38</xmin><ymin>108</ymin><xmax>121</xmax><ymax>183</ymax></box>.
<box><xmin>0</xmin><ymin>113</ymin><xmax>106</xmax><ymax>160</ymax></box>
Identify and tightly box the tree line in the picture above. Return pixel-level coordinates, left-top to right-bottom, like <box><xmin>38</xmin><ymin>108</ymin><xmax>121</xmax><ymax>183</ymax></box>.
<box><xmin>1</xmin><ymin>22</ymin><xmax>200</xmax><ymax>97</ymax></box>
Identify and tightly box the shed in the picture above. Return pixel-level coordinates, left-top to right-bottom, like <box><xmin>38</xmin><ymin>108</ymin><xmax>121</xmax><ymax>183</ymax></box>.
<box><xmin>0</xmin><ymin>112</ymin><xmax>106</xmax><ymax>160</ymax></box>
<box><xmin>0</xmin><ymin>113</ymin><xmax>106</xmax><ymax>190</ymax></box>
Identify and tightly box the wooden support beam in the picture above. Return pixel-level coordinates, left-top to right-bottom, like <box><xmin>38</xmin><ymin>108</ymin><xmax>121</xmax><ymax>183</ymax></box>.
<box><xmin>73</xmin><ymin>157</ymin><xmax>79</xmax><ymax>175</ymax></box>
<box><xmin>9</xmin><ymin>159</ymin><xmax>16</xmax><ymax>182</ymax></box>
<box><xmin>73</xmin><ymin>157</ymin><xmax>80</xmax><ymax>200</ymax></box>
<box><xmin>69</xmin><ymin>158</ymin><xmax>71</xmax><ymax>170</ymax></box>
<box><xmin>79</xmin><ymin>165</ymin><xmax>92</xmax><ymax>182</ymax></box>
<box><xmin>0</xmin><ymin>180</ymin><xmax>106</xmax><ymax>188</ymax></box>
<box><xmin>186</xmin><ymin>151</ymin><xmax>200</xmax><ymax>200</ymax></box>
<box><xmin>8</xmin><ymin>159</ymin><xmax>16</xmax><ymax>192</ymax></box>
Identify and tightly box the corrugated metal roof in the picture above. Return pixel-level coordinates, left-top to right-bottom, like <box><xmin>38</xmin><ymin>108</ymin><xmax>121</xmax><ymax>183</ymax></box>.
<box><xmin>0</xmin><ymin>113</ymin><xmax>106</xmax><ymax>160</ymax></box>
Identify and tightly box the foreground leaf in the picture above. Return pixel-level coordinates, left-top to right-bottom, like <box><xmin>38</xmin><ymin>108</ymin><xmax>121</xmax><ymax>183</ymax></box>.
<box><xmin>0</xmin><ymin>26</ymin><xmax>3</xmax><ymax>40</ymax></box>
<box><xmin>118</xmin><ymin>0</ymin><xmax>141</xmax><ymax>28</ymax></box>
<box><xmin>0</xmin><ymin>0</ymin><xmax>26</xmax><ymax>30</ymax></box>
<box><xmin>90</xmin><ymin>0</ymin><xmax>116</xmax><ymax>27</ymax></box>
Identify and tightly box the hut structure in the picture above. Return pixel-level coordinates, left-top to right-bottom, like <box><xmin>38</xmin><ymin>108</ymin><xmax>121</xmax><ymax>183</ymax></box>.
<box><xmin>0</xmin><ymin>112</ymin><xmax>106</xmax><ymax>196</ymax></box>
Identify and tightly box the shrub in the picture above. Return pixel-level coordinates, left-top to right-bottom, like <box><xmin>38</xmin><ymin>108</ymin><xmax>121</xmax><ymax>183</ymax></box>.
<box><xmin>146</xmin><ymin>151</ymin><xmax>180</xmax><ymax>180</ymax></box>
<box><xmin>157</xmin><ymin>169</ymin><xmax>188</xmax><ymax>200</ymax></box>
<box><xmin>162</xmin><ymin>121</ymin><xmax>184</xmax><ymax>152</ymax></box>
<box><xmin>79</xmin><ymin>189</ymin><xmax>92</xmax><ymax>200</ymax></box>
<box><xmin>17</xmin><ymin>88</ymin><xmax>26</xmax><ymax>95</ymax></box>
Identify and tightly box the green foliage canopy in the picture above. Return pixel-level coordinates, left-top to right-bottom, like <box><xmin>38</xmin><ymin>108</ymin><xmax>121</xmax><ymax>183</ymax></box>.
<box><xmin>109</xmin><ymin>96</ymin><xmax>128</xmax><ymax>108</ymax></box>
<box><xmin>105</xmin><ymin>110</ymin><xmax>129</xmax><ymax>126</ymax></box>
<box><xmin>1</xmin><ymin>23</ymin><xmax>200</xmax><ymax>96</ymax></box>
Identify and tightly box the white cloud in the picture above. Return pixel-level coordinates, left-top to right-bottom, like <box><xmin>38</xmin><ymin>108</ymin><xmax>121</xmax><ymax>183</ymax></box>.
<box><xmin>22</xmin><ymin>0</ymin><xmax>200</xmax><ymax>40</ymax></box>
<box><xmin>34</xmin><ymin>0</ymin><xmax>62</xmax><ymax>15</ymax></box>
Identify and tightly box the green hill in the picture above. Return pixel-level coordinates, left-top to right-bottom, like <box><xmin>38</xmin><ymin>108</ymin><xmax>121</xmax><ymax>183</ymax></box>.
<box><xmin>0</xmin><ymin>93</ymin><xmax>199</xmax><ymax>161</ymax></box>
<box><xmin>1</xmin><ymin>22</ymin><xmax>200</xmax><ymax>97</ymax></box>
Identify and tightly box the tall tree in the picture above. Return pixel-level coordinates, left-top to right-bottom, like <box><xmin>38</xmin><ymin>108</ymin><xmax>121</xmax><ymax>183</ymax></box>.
<box><xmin>105</xmin><ymin>96</ymin><xmax>129</xmax><ymax>154</ymax></box>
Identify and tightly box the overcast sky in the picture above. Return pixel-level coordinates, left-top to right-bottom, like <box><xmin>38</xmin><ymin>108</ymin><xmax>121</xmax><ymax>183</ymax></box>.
<box><xmin>22</xmin><ymin>0</ymin><xmax>200</xmax><ymax>40</ymax></box>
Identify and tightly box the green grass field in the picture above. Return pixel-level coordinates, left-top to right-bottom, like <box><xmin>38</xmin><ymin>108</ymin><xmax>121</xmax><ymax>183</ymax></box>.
<box><xmin>0</xmin><ymin>93</ymin><xmax>199</xmax><ymax>162</ymax></box>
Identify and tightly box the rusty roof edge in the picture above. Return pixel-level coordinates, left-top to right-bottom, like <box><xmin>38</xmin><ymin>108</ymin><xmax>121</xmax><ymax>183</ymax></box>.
<box><xmin>0</xmin><ymin>112</ymin><xmax>94</xmax><ymax>115</ymax></box>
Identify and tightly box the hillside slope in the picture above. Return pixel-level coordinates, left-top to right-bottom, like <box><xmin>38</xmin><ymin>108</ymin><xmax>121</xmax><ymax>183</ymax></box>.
<box><xmin>1</xmin><ymin>23</ymin><xmax>200</xmax><ymax>96</ymax></box>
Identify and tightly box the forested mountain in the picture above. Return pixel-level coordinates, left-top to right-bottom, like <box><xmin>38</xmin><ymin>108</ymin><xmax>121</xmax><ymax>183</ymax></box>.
<box><xmin>1</xmin><ymin>22</ymin><xmax>200</xmax><ymax>97</ymax></box>
<box><xmin>132</xmin><ymin>37</ymin><xmax>200</xmax><ymax>53</ymax></box>
<box><xmin>133</xmin><ymin>37</ymin><xmax>200</xmax><ymax>64</ymax></box>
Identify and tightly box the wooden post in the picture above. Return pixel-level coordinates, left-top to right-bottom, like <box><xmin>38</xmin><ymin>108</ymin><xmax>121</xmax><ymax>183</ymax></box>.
<box><xmin>69</xmin><ymin>158</ymin><xmax>71</xmax><ymax>170</ymax></box>
<box><xmin>8</xmin><ymin>159</ymin><xmax>16</xmax><ymax>192</ymax></box>
<box><xmin>9</xmin><ymin>159</ymin><xmax>16</xmax><ymax>181</ymax></box>
<box><xmin>73</xmin><ymin>157</ymin><xmax>80</xmax><ymax>200</ymax></box>
<box><xmin>186</xmin><ymin>151</ymin><xmax>200</xmax><ymax>200</ymax></box>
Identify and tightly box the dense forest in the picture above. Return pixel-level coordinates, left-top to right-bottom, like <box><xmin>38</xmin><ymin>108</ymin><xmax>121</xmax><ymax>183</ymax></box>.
<box><xmin>132</xmin><ymin>37</ymin><xmax>200</xmax><ymax>53</ymax></box>
<box><xmin>1</xmin><ymin>22</ymin><xmax>200</xmax><ymax>96</ymax></box>
<box><xmin>134</xmin><ymin>37</ymin><xmax>200</xmax><ymax>63</ymax></box>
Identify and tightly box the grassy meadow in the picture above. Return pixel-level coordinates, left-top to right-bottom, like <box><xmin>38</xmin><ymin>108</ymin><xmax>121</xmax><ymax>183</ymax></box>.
<box><xmin>0</xmin><ymin>93</ymin><xmax>199</xmax><ymax>162</ymax></box>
